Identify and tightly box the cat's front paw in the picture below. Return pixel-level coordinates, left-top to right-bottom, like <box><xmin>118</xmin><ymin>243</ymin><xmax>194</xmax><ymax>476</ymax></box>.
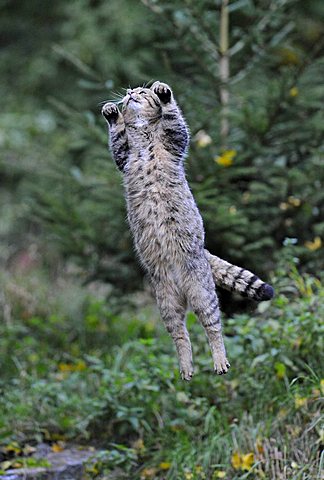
<box><xmin>152</xmin><ymin>81</ymin><xmax>172</xmax><ymax>103</ymax></box>
<box><xmin>101</xmin><ymin>102</ymin><xmax>119</xmax><ymax>124</ymax></box>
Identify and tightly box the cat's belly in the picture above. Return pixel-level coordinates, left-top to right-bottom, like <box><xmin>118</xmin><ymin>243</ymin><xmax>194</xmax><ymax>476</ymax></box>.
<box><xmin>126</xmin><ymin>185</ymin><xmax>205</xmax><ymax>275</ymax></box>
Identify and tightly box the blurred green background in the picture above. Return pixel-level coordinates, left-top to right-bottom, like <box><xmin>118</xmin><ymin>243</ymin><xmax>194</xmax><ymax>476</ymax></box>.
<box><xmin>0</xmin><ymin>1</ymin><xmax>323</xmax><ymax>479</ymax></box>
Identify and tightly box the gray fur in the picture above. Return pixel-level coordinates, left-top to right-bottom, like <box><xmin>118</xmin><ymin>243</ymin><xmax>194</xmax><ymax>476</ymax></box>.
<box><xmin>102</xmin><ymin>81</ymin><xmax>273</xmax><ymax>380</ymax></box>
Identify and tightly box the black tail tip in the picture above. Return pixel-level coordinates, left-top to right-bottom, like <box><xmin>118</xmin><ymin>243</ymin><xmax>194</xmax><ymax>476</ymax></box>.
<box><xmin>257</xmin><ymin>283</ymin><xmax>274</xmax><ymax>301</ymax></box>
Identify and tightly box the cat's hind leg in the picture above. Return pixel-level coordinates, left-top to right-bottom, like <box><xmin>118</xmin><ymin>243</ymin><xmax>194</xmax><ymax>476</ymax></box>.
<box><xmin>154</xmin><ymin>281</ymin><xmax>193</xmax><ymax>381</ymax></box>
<box><xmin>184</xmin><ymin>263</ymin><xmax>230</xmax><ymax>375</ymax></box>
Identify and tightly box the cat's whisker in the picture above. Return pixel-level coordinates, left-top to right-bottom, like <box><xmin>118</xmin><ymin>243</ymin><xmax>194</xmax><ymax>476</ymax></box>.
<box><xmin>97</xmin><ymin>98</ymin><xmax>121</xmax><ymax>106</ymax></box>
<box><xmin>111</xmin><ymin>89</ymin><xmax>124</xmax><ymax>98</ymax></box>
<box><xmin>98</xmin><ymin>87</ymin><xmax>126</xmax><ymax>107</ymax></box>
<box><xmin>112</xmin><ymin>92</ymin><xmax>124</xmax><ymax>102</ymax></box>
<box><xmin>143</xmin><ymin>79</ymin><xmax>154</xmax><ymax>88</ymax></box>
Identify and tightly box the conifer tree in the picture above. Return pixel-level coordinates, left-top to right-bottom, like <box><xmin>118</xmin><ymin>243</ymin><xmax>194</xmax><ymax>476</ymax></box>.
<box><xmin>142</xmin><ymin>0</ymin><xmax>324</xmax><ymax>276</ymax></box>
<box><xmin>5</xmin><ymin>0</ymin><xmax>322</xmax><ymax>289</ymax></box>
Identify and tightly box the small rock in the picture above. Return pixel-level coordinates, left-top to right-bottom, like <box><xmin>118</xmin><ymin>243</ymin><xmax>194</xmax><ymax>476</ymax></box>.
<box><xmin>0</xmin><ymin>446</ymin><xmax>95</xmax><ymax>480</ymax></box>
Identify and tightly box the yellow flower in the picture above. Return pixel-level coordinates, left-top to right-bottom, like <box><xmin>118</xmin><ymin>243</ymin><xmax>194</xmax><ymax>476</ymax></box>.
<box><xmin>58</xmin><ymin>363</ymin><xmax>72</xmax><ymax>372</ymax></box>
<box><xmin>231</xmin><ymin>451</ymin><xmax>242</xmax><ymax>470</ymax></box>
<box><xmin>195</xmin><ymin>464</ymin><xmax>206</xmax><ymax>478</ymax></box>
<box><xmin>231</xmin><ymin>452</ymin><xmax>254</xmax><ymax>471</ymax></box>
<box><xmin>194</xmin><ymin>130</ymin><xmax>212</xmax><ymax>148</ymax></box>
<box><xmin>58</xmin><ymin>360</ymin><xmax>86</xmax><ymax>373</ymax></box>
<box><xmin>294</xmin><ymin>395</ymin><xmax>308</xmax><ymax>409</ymax></box>
<box><xmin>159</xmin><ymin>462</ymin><xmax>171</xmax><ymax>470</ymax></box>
<box><xmin>140</xmin><ymin>467</ymin><xmax>157</xmax><ymax>479</ymax></box>
<box><xmin>279</xmin><ymin>202</ymin><xmax>289</xmax><ymax>211</ymax></box>
<box><xmin>184</xmin><ymin>472</ymin><xmax>194</xmax><ymax>480</ymax></box>
<box><xmin>289</xmin><ymin>86</ymin><xmax>299</xmax><ymax>97</ymax></box>
<box><xmin>304</xmin><ymin>236</ymin><xmax>322</xmax><ymax>251</ymax></box>
<box><xmin>288</xmin><ymin>195</ymin><xmax>301</xmax><ymax>206</ymax></box>
<box><xmin>213</xmin><ymin>471</ymin><xmax>226</xmax><ymax>478</ymax></box>
<box><xmin>241</xmin><ymin>453</ymin><xmax>254</xmax><ymax>471</ymax></box>
<box><xmin>320</xmin><ymin>379</ymin><xmax>324</xmax><ymax>395</ymax></box>
<box><xmin>215</xmin><ymin>149</ymin><xmax>236</xmax><ymax>167</ymax></box>
<box><xmin>51</xmin><ymin>442</ymin><xmax>64</xmax><ymax>453</ymax></box>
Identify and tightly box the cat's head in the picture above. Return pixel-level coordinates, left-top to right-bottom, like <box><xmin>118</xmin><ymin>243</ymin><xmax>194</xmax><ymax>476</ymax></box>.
<box><xmin>122</xmin><ymin>87</ymin><xmax>161</xmax><ymax>126</ymax></box>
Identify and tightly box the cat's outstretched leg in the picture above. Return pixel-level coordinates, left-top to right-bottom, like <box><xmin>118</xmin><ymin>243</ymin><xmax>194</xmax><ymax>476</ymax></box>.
<box><xmin>101</xmin><ymin>103</ymin><xmax>129</xmax><ymax>172</ymax></box>
<box><xmin>154</xmin><ymin>281</ymin><xmax>193</xmax><ymax>381</ymax></box>
<box><xmin>185</xmin><ymin>263</ymin><xmax>230</xmax><ymax>375</ymax></box>
<box><xmin>151</xmin><ymin>81</ymin><xmax>189</xmax><ymax>158</ymax></box>
<box><xmin>205</xmin><ymin>250</ymin><xmax>274</xmax><ymax>301</ymax></box>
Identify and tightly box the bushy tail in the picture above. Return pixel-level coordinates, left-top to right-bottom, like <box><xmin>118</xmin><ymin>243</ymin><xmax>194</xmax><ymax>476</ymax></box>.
<box><xmin>205</xmin><ymin>249</ymin><xmax>274</xmax><ymax>301</ymax></box>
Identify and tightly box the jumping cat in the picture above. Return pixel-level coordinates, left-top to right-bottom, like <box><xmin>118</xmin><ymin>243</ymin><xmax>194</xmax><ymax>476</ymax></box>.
<box><xmin>101</xmin><ymin>81</ymin><xmax>274</xmax><ymax>380</ymax></box>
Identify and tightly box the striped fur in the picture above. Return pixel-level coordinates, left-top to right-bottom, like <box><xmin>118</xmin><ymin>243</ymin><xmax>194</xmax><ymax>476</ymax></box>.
<box><xmin>205</xmin><ymin>250</ymin><xmax>274</xmax><ymax>301</ymax></box>
<box><xmin>102</xmin><ymin>81</ymin><xmax>273</xmax><ymax>380</ymax></box>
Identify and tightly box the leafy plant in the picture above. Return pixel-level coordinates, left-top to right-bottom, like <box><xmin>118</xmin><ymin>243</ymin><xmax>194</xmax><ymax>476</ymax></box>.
<box><xmin>0</xmin><ymin>265</ymin><xmax>323</xmax><ymax>478</ymax></box>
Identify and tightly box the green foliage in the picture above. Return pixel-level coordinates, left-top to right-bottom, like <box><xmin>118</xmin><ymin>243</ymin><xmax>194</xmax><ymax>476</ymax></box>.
<box><xmin>0</xmin><ymin>0</ymin><xmax>164</xmax><ymax>289</ymax></box>
<box><xmin>0</xmin><ymin>267</ymin><xmax>155</xmax><ymax>379</ymax></box>
<box><xmin>5</xmin><ymin>0</ymin><xmax>322</xmax><ymax>288</ymax></box>
<box><xmin>145</xmin><ymin>0</ymin><xmax>324</xmax><ymax>275</ymax></box>
<box><xmin>1</xmin><ymin>3</ymin><xmax>323</xmax><ymax>479</ymax></box>
<box><xmin>0</xmin><ymin>265</ymin><xmax>323</xmax><ymax>478</ymax></box>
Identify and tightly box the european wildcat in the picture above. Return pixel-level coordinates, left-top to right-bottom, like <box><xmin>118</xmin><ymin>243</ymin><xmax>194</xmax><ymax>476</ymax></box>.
<box><xmin>101</xmin><ymin>81</ymin><xmax>274</xmax><ymax>380</ymax></box>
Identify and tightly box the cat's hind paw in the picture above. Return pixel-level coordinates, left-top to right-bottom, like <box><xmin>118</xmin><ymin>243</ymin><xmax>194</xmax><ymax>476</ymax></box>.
<box><xmin>180</xmin><ymin>366</ymin><xmax>194</xmax><ymax>381</ymax></box>
<box><xmin>214</xmin><ymin>358</ymin><xmax>230</xmax><ymax>375</ymax></box>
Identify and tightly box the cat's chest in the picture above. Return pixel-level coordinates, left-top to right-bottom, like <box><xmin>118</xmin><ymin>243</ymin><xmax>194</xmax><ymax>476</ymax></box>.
<box><xmin>125</xmin><ymin>148</ymin><xmax>183</xmax><ymax>201</ymax></box>
<box><xmin>123</xmin><ymin>149</ymin><xmax>204</xmax><ymax>262</ymax></box>
<box><xmin>124</xmin><ymin>152</ymin><xmax>199</xmax><ymax>234</ymax></box>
